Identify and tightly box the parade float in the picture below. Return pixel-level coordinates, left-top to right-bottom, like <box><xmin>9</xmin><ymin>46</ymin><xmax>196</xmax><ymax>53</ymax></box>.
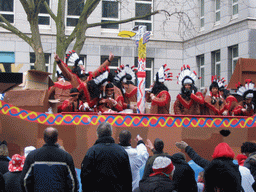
<box><xmin>1</xmin><ymin>28</ymin><xmax>256</xmax><ymax>168</ymax></box>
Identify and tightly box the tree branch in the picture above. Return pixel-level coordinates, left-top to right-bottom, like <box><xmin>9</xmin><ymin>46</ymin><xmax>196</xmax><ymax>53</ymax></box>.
<box><xmin>19</xmin><ymin>0</ymin><xmax>31</xmax><ymax>15</ymax></box>
<box><xmin>43</xmin><ymin>0</ymin><xmax>57</xmax><ymax>21</ymax></box>
<box><xmin>0</xmin><ymin>14</ymin><xmax>32</xmax><ymax>45</ymax></box>
<box><xmin>87</xmin><ymin>10</ymin><xmax>160</xmax><ymax>28</ymax></box>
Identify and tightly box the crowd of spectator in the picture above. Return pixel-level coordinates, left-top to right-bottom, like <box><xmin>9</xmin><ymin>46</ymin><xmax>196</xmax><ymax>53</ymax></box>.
<box><xmin>0</xmin><ymin>123</ymin><xmax>256</xmax><ymax>191</ymax></box>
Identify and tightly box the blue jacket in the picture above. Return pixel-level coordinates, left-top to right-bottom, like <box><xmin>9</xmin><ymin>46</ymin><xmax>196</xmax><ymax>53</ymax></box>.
<box><xmin>21</xmin><ymin>143</ymin><xmax>78</xmax><ymax>192</ymax></box>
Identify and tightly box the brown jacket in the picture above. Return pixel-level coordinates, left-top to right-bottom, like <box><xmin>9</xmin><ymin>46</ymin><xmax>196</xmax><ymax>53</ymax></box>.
<box><xmin>204</xmin><ymin>94</ymin><xmax>226</xmax><ymax>115</ymax></box>
<box><xmin>150</xmin><ymin>90</ymin><xmax>171</xmax><ymax>114</ymax></box>
<box><xmin>174</xmin><ymin>92</ymin><xmax>204</xmax><ymax>115</ymax></box>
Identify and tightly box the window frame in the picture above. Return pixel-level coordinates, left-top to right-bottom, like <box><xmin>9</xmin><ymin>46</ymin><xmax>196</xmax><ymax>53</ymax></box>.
<box><xmin>231</xmin><ymin>45</ymin><xmax>238</xmax><ymax>74</ymax></box>
<box><xmin>134</xmin><ymin>0</ymin><xmax>153</xmax><ymax>32</ymax></box>
<box><xmin>200</xmin><ymin>0</ymin><xmax>205</xmax><ymax>29</ymax></box>
<box><xmin>232</xmin><ymin>0</ymin><xmax>238</xmax><ymax>18</ymax></box>
<box><xmin>101</xmin><ymin>55</ymin><xmax>121</xmax><ymax>75</ymax></box>
<box><xmin>30</xmin><ymin>52</ymin><xmax>51</xmax><ymax>72</ymax></box>
<box><xmin>212</xmin><ymin>50</ymin><xmax>221</xmax><ymax>78</ymax></box>
<box><xmin>66</xmin><ymin>0</ymin><xmax>84</xmax><ymax>28</ymax></box>
<box><xmin>101</xmin><ymin>0</ymin><xmax>120</xmax><ymax>31</ymax></box>
<box><xmin>215</xmin><ymin>0</ymin><xmax>220</xmax><ymax>24</ymax></box>
<box><xmin>38</xmin><ymin>0</ymin><xmax>51</xmax><ymax>27</ymax></box>
<box><xmin>197</xmin><ymin>54</ymin><xmax>205</xmax><ymax>89</ymax></box>
<box><xmin>134</xmin><ymin>57</ymin><xmax>154</xmax><ymax>90</ymax></box>
<box><xmin>0</xmin><ymin>0</ymin><xmax>15</xmax><ymax>24</ymax></box>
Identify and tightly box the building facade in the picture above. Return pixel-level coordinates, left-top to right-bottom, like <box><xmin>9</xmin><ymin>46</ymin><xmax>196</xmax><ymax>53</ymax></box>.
<box><xmin>0</xmin><ymin>0</ymin><xmax>256</xmax><ymax>112</ymax></box>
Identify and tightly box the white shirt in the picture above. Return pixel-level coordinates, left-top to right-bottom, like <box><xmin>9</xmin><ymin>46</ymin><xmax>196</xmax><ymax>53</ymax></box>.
<box><xmin>239</xmin><ymin>165</ymin><xmax>255</xmax><ymax>192</ymax></box>
<box><xmin>123</xmin><ymin>143</ymin><xmax>149</xmax><ymax>192</ymax></box>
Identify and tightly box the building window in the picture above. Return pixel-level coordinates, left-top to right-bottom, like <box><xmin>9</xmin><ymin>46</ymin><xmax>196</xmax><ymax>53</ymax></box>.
<box><xmin>101</xmin><ymin>0</ymin><xmax>119</xmax><ymax>29</ymax></box>
<box><xmin>200</xmin><ymin>0</ymin><xmax>204</xmax><ymax>28</ymax></box>
<box><xmin>212</xmin><ymin>50</ymin><xmax>221</xmax><ymax>78</ymax></box>
<box><xmin>30</xmin><ymin>53</ymin><xmax>51</xmax><ymax>72</ymax></box>
<box><xmin>0</xmin><ymin>0</ymin><xmax>14</xmax><ymax>23</ymax></box>
<box><xmin>197</xmin><ymin>55</ymin><xmax>205</xmax><ymax>88</ymax></box>
<box><xmin>38</xmin><ymin>0</ymin><xmax>50</xmax><ymax>25</ymax></box>
<box><xmin>66</xmin><ymin>0</ymin><xmax>84</xmax><ymax>27</ymax></box>
<box><xmin>232</xmin><ymin>0</ymin><xmax>238</xmax><ymax>17</ymax></box>
<box><xmin>101</xmin><ymin>56</ymin><xmax>120</xmax><ymax>74</ymax></box>
<box><xmin>135</xmin><ymin>0</ymin><xmax>152</xmax><ymax>31</ymax></box>
<box><xmin>134</xmin><ymin>57</ymin><xmax>153</xmax><ymax>89</ymax></box>
<box><xmin>228</xmin><ymin>45</ymin><xmax>238</xmax><ymax>80</ymax></box>
<box><xmin>215</xmin><ymin>0</ymin><xmax>220</xmax><ymax>23</ymax></box>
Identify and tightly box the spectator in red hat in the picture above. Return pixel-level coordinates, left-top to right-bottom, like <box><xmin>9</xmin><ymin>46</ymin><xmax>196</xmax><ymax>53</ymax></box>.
<box><xmin>176</xmin><ymin>141</ymin><xmax>244</xmax><ymax>191</ymax></box>
<box><xmin>3</xmin><ymin>154</ymin><xmax>25</xmax><ymax>192</ymax></box>
<box><xmin>134</xmin><ymin>156</ymin><xmax>176</xmax><ymax>192</ymax></box>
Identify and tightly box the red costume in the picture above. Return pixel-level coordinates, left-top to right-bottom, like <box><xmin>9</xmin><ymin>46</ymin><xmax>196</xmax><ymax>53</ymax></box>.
<box><xmin>98</xmin><ymin>84</ymin><xmax>124</xmax><ymax>113</ymax></box>
<box><xmin>232</xmin><ymin>80</ymin><xmax>255</xmax><ymax>116</ymax></box>
<box><xmin>149</xmin><ymin>64</ymin><xmax>172</xmax><ymax>114</ymax></box>
<box><xmin>174</xmin><ymin>65</ymin><xmax>204</xmax><ymax>115</ymax></box>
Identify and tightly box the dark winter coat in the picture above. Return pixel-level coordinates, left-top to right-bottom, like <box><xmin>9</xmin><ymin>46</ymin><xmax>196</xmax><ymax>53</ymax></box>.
<box><xmin>3</xmin><ymin>171</ymin><xmax>22</xmax><ymax>192</ymax></box>
<box><xmin>185</xmin><ymin>145</ymin><xmax>243</xmax><ymax>191</ymax></box>
<box><xmin>80</xmin><ymin>136</ymin><xmax>132</xmax><ymax>192</ymax></box>
<box><xmin>0</xmin><ymin>156</ymin><xmax>9</xmax><ymax>175</ymax></box>
<box><xmin>244</xmin><ymin>151</ymin><xmax>256</xmax><ymax>179</ymax></box>
<box><xmin>20</xmin><ymin>143</ymin><xmax>78</xmax><ymax>192</ymax></box>
<box><xmin>171</xmin><ymin>153</ymin><xmax>197</xmax><ymax>192</ymax></box>
<box><xmin>0</xmin><ymin>172</ymin><xmax>5</xmax><ymax>192</ymax></box>
<box><xmin>134</xmin><ymin>175</ymin><xmax>176</xmax><ymax>192</ymax></box>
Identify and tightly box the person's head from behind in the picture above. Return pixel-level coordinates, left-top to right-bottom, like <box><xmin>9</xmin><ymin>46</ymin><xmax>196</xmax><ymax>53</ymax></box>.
<box><xmin>44</xmin><ymin>127</ymin><xmax>58</xmax><ymax>145</ymax></box>
<box><xmin>241</xmin><ymin>141</ymin><xmax>256</xmax><ymax>157</ymax></box>
<box><xmin>151</xmin><ymin>156</ymin><xmax>175</xmax><ymax>179</ymax></box>
<box><xmin>154</xmin><ymin>138</ymin><xmax>164</xmax><ymax>153</ymax></box>
<box><xmin>204</xmin><ymin>159</ymin><xmax>241</xmax><ymax>192</ymax></box>
<box><xmin>212</xmin><ymin>142</ymin><xmax>234</xmax><ymax>160</ymax></box>
<box><xmin>119</xmin><ymin>130</ymin><xmax>132</xmax><ymax>146</ymax></box>
<box><xmin>97</xmin><ymin>122</ymin><xmax>112</xmax><ymax>138</ymax></box>
<box><xmin>0</xmin><ymin>141</ymin><xmax>8</xmax><ymax>157</ymax></box>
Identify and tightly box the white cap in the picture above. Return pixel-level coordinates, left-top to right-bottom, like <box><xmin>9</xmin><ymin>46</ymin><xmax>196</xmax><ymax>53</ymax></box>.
<box><xmin>24</xmin><ymin>146</ymin><xmax>36</xmax><ymax>157</ymax></box>
<box><xmin>183</xmin><ymin>78</ymin><xmax>193</xmax><ymax>85</ymax></box>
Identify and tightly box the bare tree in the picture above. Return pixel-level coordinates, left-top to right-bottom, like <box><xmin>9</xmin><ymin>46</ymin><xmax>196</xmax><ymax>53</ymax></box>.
<box><xmin>0</xmin><ymin>0</ymin><xmax>199</xmax><ymax>81</ymax></box>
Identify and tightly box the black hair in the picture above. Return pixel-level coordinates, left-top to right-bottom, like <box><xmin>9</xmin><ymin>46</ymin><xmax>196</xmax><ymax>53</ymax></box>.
<box><xmin>204</xmin><ymin>159</ymin><xmax>242</xmax><ymax>192</ymax></box>
<box><xmin>151</xmin><ymin>82</ymin><xmax>169</xmax><ymax>95</ymax></box>
<box><xmin>87</xmin><ymin>80</ymin><xmax>101</xmax><ymax>99</ymax></box>
<box><xmin>154</xmin><ymin>138</ymin><xmax>164</xmax><ymax>153</ymax></box>
<box><xmin>119</xmin><ymin>130</ymin><xmax>132</xmax><ymax>146</ymax></box>
<box><xmin>209</xmin><ymin>82</ymin><xmax>219</xmax><ymax>92</ymax></box>
<box><xmin>70</xmin><ymin>88</ymin><xmax>79</xmax><ymax>94</ymax></box>
<box><xmin>106</xmin><ymin>82</ymin><xmax>114</xmax><ymax>89</ymax></box>
<box><xmin>241</xmin><ymin>142</ymin><xmax>256</xmax><ymax>154</ymax></box>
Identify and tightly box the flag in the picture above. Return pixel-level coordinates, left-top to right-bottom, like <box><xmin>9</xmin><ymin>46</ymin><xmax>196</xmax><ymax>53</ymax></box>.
<box><xmin>143</xmin><ymin>31</ymin><xmax>151</xmax><ymax>44</ymax></box>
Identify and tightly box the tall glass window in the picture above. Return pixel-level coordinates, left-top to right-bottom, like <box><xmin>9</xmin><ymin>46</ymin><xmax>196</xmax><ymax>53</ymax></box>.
<box><xmin>101</xmin><ymin>0</ymin><xmax>119</xmax><ymax>29</ymax></box>
<box><xmin>0</xmin><ymin>0</ymin><xmax>14</xmax><ymax>23</ymax></box>
<box><xmin>66</xmin><ymin>0</ymin><xmax>84</xmax><ymax>27</ymax></box>
<box><xmin>135</xmin><ymin>0</ymin><xmax>152</xmax><ymax>31</ymax></box>
<box><xmin>215</xmin><ymin>0</ymin><xmax>220</xmax><ymax>23</ymax></box>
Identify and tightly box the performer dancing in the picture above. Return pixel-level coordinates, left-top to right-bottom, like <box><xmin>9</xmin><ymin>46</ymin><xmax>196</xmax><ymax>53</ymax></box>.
<box><xmin>174</xmin><ymin>65</ymin><xmax>204</xmax><ymax>115</ymax></box>
<box><xmin>233</xmin><ymin>80</ymin><xmax>255</xmax><ymax>116</ymax></box>
<box><xmin>148</xmin><ymin>64</ymin><xmax>172</xmax><ymax>114</ymax></box>
<box><xmin>54</xmin><ymin>51</ymin><xmax>113</xmax><ymax>108</ymax></box>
